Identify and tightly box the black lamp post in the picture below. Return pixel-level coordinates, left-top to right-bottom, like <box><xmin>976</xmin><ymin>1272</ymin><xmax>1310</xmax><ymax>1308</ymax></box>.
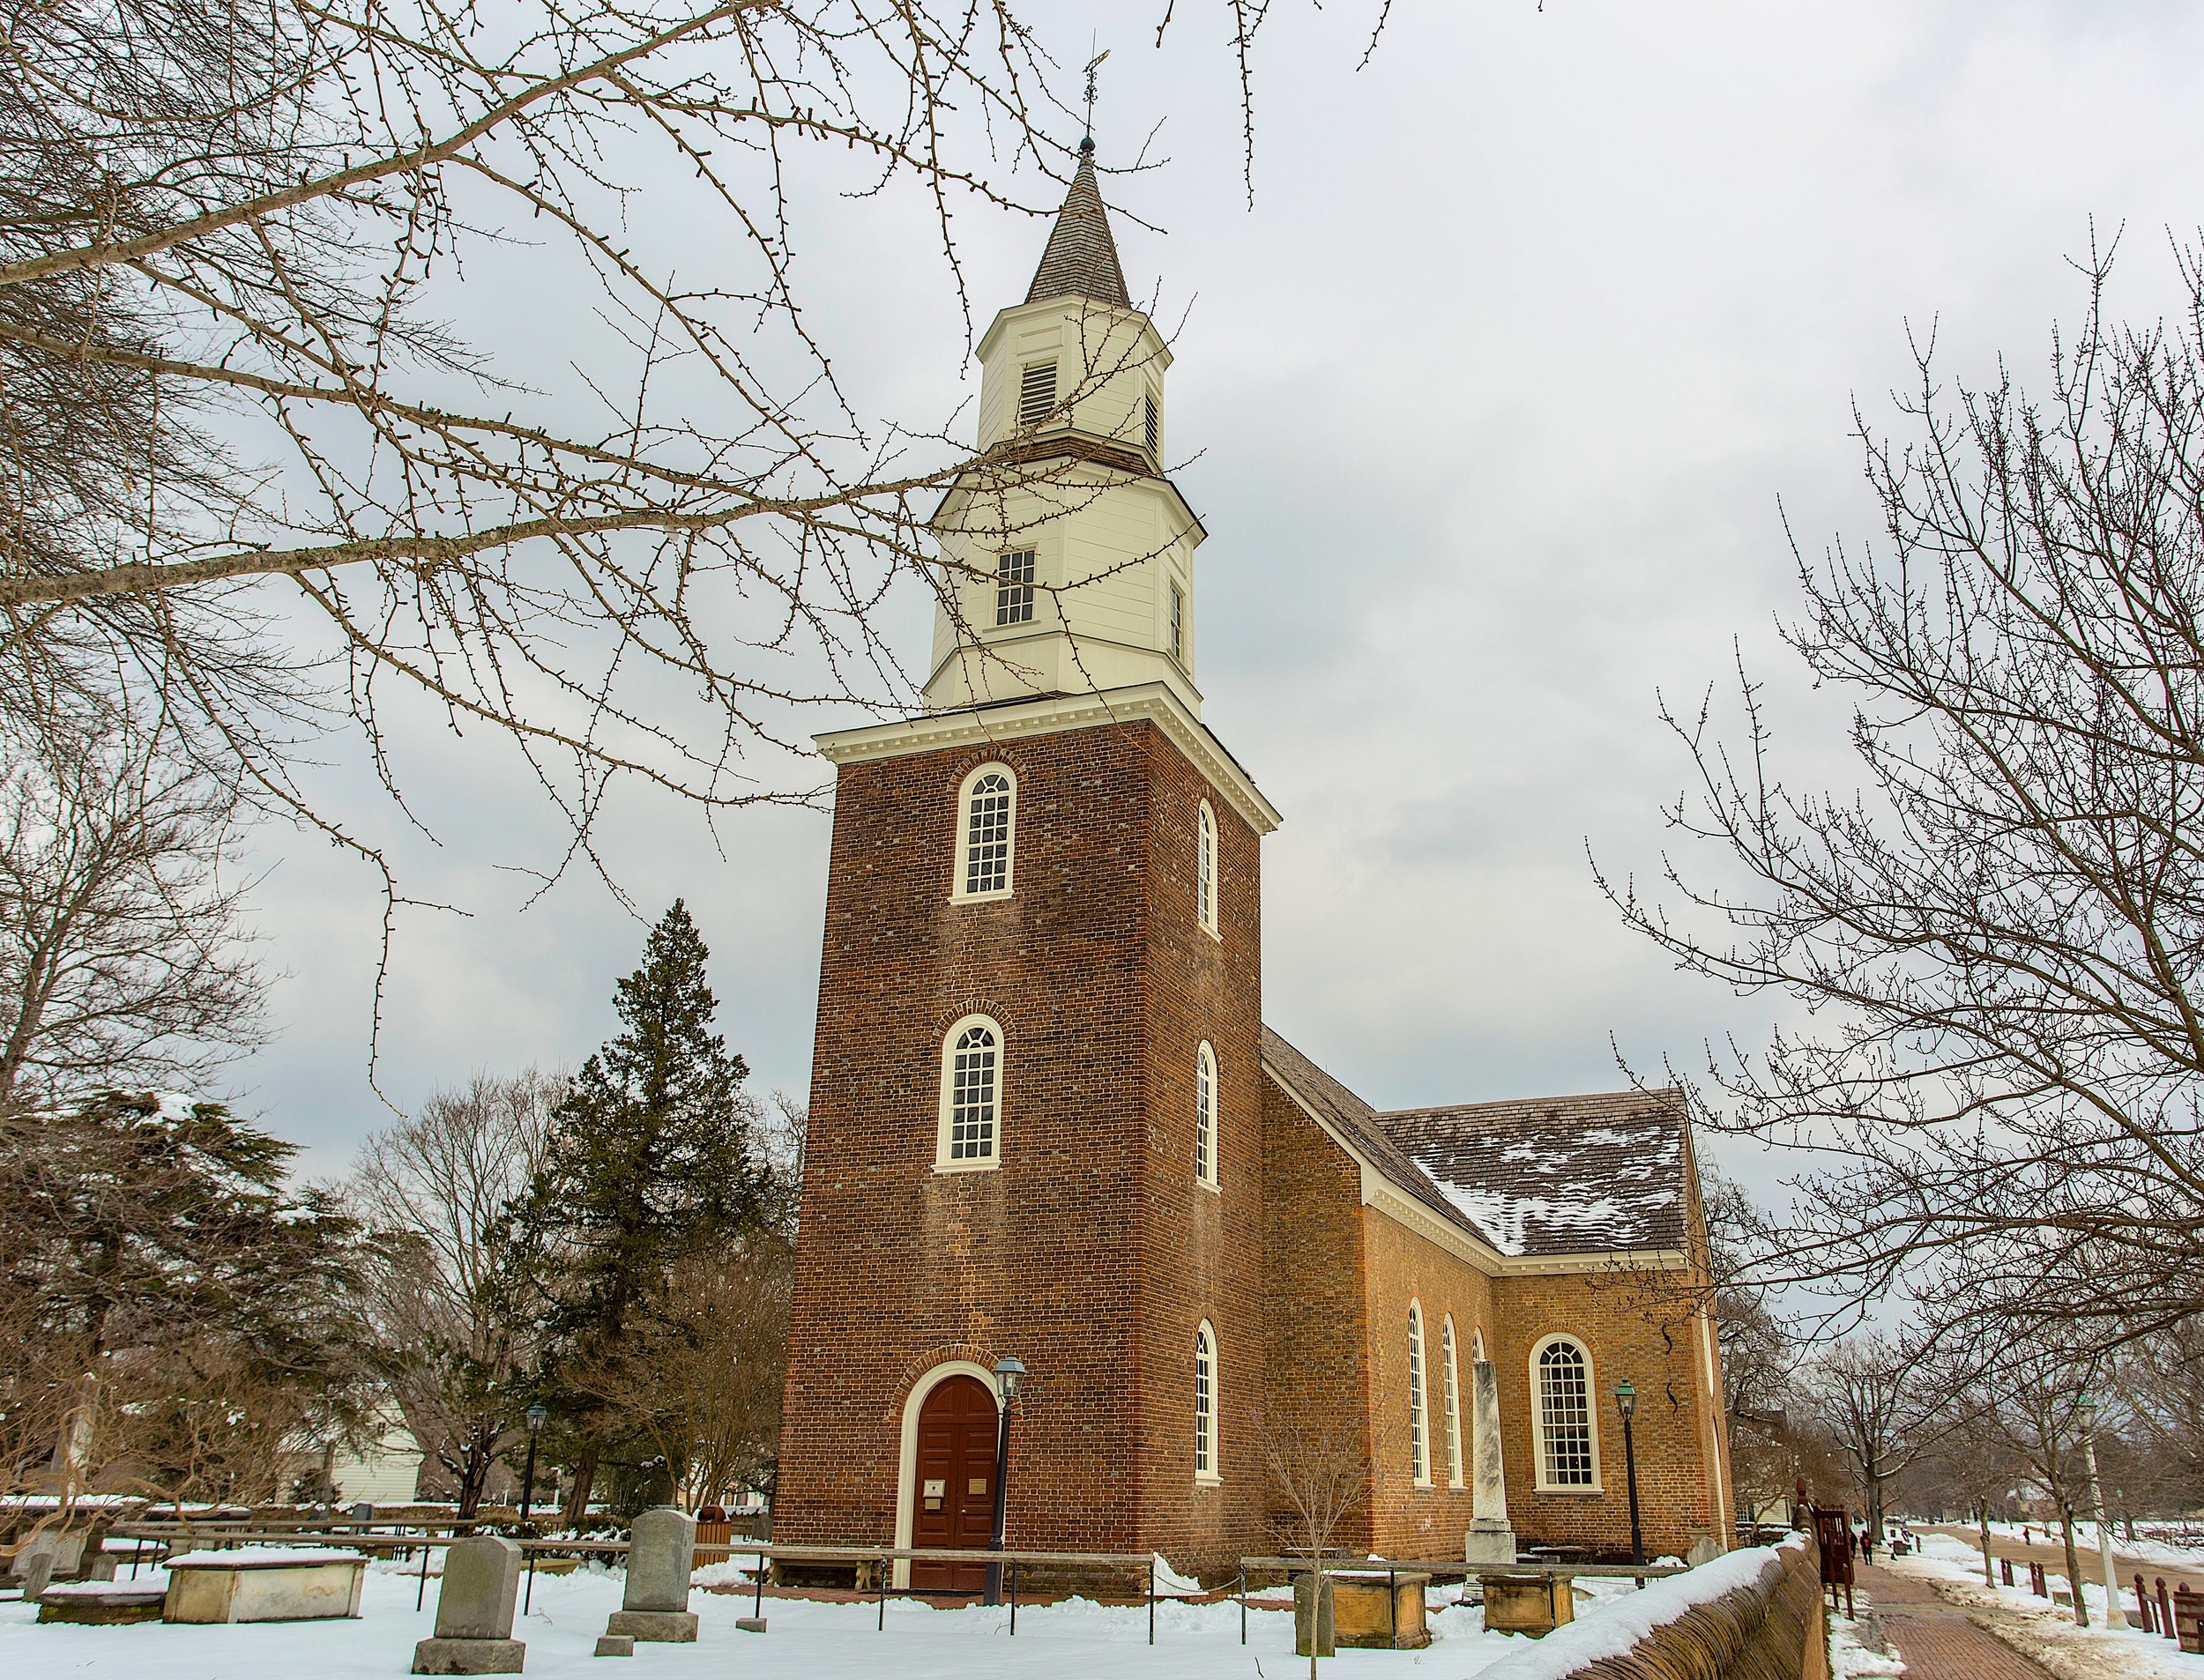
<box><xmin>520</xmin><ymin>1402</ymin><xmax>547</xmax><ymax>1524</ymax></box>
<box><xmin>1616</xmin><ymin>1380</ymin><xmax>1644</xmax><ymax>1584</ymax></box>
<box><xmin>983</xmin><ymin>1356</ymin><xmax>1028</xmax><ymax>1607</ymax></box>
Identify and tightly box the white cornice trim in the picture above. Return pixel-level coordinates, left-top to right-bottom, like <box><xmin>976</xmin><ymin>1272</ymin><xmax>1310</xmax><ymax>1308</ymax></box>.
<box><xmin>1261</xmin><ymin>1053</ymin><xmax>1692</xmax><ymax>1281</ymax></box>
<box><xmin>815</xmin><ymin>683</ymin><xmax>1281</xmax><ymax>835</ymax></box>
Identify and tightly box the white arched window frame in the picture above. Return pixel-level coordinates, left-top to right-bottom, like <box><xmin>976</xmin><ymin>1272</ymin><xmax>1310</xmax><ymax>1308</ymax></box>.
<box><xmin>1442</xmin><ymin>1315</ymin><xmax>1464</xmax><ymax>1490</ymax></box>
<box><xmin>1408</xmin><ymin>1301</ymin><xmax>1432</xmax><ymax>1487</ymax></box>
<box><xmin>1194</xmin><ymin>1320</ymin><xmax>1220</xmax><ymax>1483</ymax></box>
<box><xmin>1195</xmin><ymin>1041</ymin><xmax>1220</xmax><ymax>1191</ymax></box>
<box><xmin>953</xmin><ymin>763</ymin><xmax>1016</xmax><ymax>902</ymax></box>
<box><xmin>1196</xmin><ymin>801</ymin><xmax>1219</xmax><ymax>938</ymax></box>
<box><xmin>1530</xmin><ymin>1334</ymin><xmax>1604</xmax><ymax>1492</ymax></box>
<box><xmin>935</xmin><ymin>1014</ymin><xmax>1004</xmax><ymax>1171</ymax></box>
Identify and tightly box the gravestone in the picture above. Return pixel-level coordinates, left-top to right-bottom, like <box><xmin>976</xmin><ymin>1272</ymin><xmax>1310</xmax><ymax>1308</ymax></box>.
<box><xmin>19</xmin><ymin>1550</ymin><xmax>55</xmax><ymax>1602</ymax></box>
<box><xmin>413</xmin><ymin>1535</ymin><xmax>525</xmax><ymax>1675</ymax></box>
<box><xmin>1464</xmin><ymin>1358</ymin><xmax>1517</xmax><ymax>1566</ymax></box>
<box><xmin>604</xmin><ymin>1508</ymin><xmax>698</xmax><ymax>1643</ymax></box>
<box><xmin>593</xmin><ymin>1634</ymin><xmax>636</xmax><ymax>1657</ymax></box>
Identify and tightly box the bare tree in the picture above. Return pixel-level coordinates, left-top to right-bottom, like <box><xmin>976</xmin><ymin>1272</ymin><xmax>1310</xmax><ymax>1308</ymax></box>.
<box><xmin>562</xmin><ymin>1234</ymin><xmax>791</xmax><ymax>1510</ymax></box>
<box><xmin>0</xmin><ymin>720</ymin><xmax>266</xmax><ymax>1106</ymax></box>
<box><xmin>1909</xmin><ymin>1396</ymin><xmax>2024</xmax><ymax>1587</ymax></box>
<box><xmin>1</xmin><ymin>0</ymin><xmax>1380</xmax><ymax>976</ymax></box>
<box><xmin>1806</xmin><ymin>1333</ymin><xmax>1940</xmax><ymax>1548</ymax></box>
<box><xmin>1263</xmin><ymin>1417</ymin><xmax>1368</xmax><ymax>1678</ymax></box>
<box><xmin>1602</xmin><ymin>238</ymin><xmax>2204</xmax><ymax>1354</ymax></box>
<box><xmin>351</xmin><ymin>1070</ymin><xmax>556</xmax><ymax>1518</ymax></box>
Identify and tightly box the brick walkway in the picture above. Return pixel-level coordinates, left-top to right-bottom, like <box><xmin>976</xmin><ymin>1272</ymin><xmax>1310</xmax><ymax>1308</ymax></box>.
<box><xmin>1856</xmin><ymin>1564</ymin><xmax>2058</xmax><ymax>1680</ymax></box>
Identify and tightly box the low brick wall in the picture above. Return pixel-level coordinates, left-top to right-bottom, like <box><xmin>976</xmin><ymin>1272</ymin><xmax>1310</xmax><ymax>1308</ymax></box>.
<box><xmin>1556</xmin><ymin>1537</ymin><xmax>1827</xmax><ymax>1680</ymax></box>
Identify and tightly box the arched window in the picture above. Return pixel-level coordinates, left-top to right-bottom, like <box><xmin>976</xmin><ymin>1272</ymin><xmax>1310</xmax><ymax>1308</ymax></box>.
<box><xmin>1408</xmin><ymin>1302</ymin><xmax>1431</xmax><ymax>1486</ymax></box>
<box><xmin>1442</xmin><ymin>1316</ymin><xmax>1464</xmax><ymax>1490</ymax></box>
<box><xmin>1194</xmin><ymin>1320</ymin><xmax>1219</xmax><ymax>1482</ymax></box>
<box><xmin>1533</xmin><ymin>1336</ymin><xmax>1600</xmax><ymax>1490</ymax></box>
<box><xmin>936</xmin><ymin>1015</ymin><xmax>1002</xmax><ymax>1170</ymax></box>
<box><xmin>1196</xmin><ymin>801</ymin><xmax>1219</xmax><ymax>936</ymax></box>
<box><xmin>954</xmin><ymin>763</ymin><xmax>1016</xmax><ymax>900</ymax></box>
<box><xmin>1195</xmin><ymin>1041</ymin><xmax>1219</xmax><ymax>1189</ymax></box>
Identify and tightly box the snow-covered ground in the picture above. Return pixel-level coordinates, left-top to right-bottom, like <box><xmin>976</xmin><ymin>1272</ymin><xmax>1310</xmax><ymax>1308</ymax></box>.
<box><xmin>0</xmin><ymin>1552</ymin><xmax>1724</xmax><ymax>1680</ymax></box>
<box><xmin>1891</xmin><ymin>1534</ymin><xmax>2204</xmax><ymax>1678</ymax></box>
<box><xmin>1962</xmin><ymin>1521</ymin><xmax>2204</xmax><ymax>1576</ymax></box>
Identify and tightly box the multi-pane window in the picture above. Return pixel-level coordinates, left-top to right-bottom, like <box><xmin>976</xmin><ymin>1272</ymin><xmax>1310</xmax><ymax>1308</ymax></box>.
<box><xmin>1408</xmin><ymin>1304</ymin><xmax>1430</xmax><ymax>1485</ymax></box>
<box><xmin>948</xmin><ymin>1023</ymin><xmax>998</xmax><ymax>1162</ymax></box>
<box><xmin>1194</xmin><ymin>1323</ymin><xmax>1217</xmax><ymax>1478</ymax></box>
<box><xmin>1195</xmin><ymin>1042</ymin><xmax>1218</xmax><ymax>1187</ymax></box>
<box><xmin>1196</xmin><ymin>803</ymin><xmax>1217</xmax><ymax>933</ymax></box>
<box><xmin>995</xmin><ymin>549</ymin><xmax>1036</xmax><ymax>626</ymax></box>
<box><xmin>1538</xmin><ymin>1340</ymin><xmax>1596</xmax><ymax>1486</ymax></box>
<box><xmin>961</xmin><ymin>770</ymin><xmax>1013</xmax><ymax>896</ymax></box>
<box><xmin>1144</xmin><ymin>392</ymin><xmax>1159</xmax><ymax>455</ymax></box>
<box><xmin>1168</xmin><ymin>582</ymin><xmax>1185</xmax><ymax>663</ymax></box>
<box><xmin>1019</xmin><ymin>361</ymin><xmax>1057</xmax><ymax>427</ymax></box>
<box><xmin>1442</xmin><ymin>1319</ymin><xmax>1463</xmax><ymax>1489</ymax></box>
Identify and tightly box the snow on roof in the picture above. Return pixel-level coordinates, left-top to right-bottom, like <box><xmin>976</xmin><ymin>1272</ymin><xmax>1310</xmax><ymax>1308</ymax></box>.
<box><xmin>1261</xmin><ymin>1028</ymin><xmax>1692</xmax><ymax>1258</ymax></box>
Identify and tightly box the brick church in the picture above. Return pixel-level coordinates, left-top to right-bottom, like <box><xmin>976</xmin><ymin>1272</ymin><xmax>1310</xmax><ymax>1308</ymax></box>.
<box><xmin>774</xmin><ymin>147</ymin><xmax>1732</xmax><ymax>1587</ymax></box>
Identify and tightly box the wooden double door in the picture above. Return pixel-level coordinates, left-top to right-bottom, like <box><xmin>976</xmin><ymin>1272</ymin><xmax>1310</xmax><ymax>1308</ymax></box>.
<box><xmin>910</xmin><ymin>1375</ymin><xmax>1000</xmax><ymax>1594</ymax></box>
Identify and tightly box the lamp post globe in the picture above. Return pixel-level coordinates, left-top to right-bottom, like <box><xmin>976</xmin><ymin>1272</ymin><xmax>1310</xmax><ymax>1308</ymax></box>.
<box><xmin>985</xmin><ymin>1356</ymin><xmax>1028</xmax><ymax>1606</ymax></box>
<box><xmin>519</xmin><ymin>1402</ymin><xmax>549</xmax><ymax>1525</ymax></box>
<box><xmin>1615</xmin><ymin>1381</ymin><xmax>1644</xmax><ymax>1577</ymax></box>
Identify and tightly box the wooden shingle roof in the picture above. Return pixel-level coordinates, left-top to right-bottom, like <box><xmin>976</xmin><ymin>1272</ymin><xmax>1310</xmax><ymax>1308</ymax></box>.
<box><xmin>1262</xmin><ymin>1027</ymin><xmax>1691</xmax><ymax>1260</ymax></box>
<box><xmin>1025</xmin><ymin>148</ymin><xmax>1131</xmax><ymax>309</ymax></box>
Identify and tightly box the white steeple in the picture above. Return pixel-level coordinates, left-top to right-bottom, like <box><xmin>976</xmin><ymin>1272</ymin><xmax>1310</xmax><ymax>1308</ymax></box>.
<box><xmin>924</xmin><ymin>144</ymin><xmax>1206</xmax><ymax>717</ymax></box>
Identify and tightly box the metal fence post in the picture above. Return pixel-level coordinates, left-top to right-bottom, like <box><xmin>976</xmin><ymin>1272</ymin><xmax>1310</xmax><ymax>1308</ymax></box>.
<box><xmin>1009</xmin><ymin>1558</ymin><xmax>1017</xmax><ymax>1635</ymax></box>
<box><xmin>1240</xmin><ymin>1565</ymin><xmax>1247</xmax><ymax>1645</ymax></box>
<box><xmin>523</xmin><ymin>1546</ymin><xmax>537</xmax><ymax>1616</ymax></box>
<box><xmin>1149</xmin><ymin>1559</ymin><xmax>1156</xmax><ymax>1645</ymax></box>
<box><xmin>754</xmin><ymin>1547</ymin><xmax>765</xmax><ymax>1620</ymax></box>
<box><xmin>416</xmin><ymin>1537</ymin><xmax>430</xmax><ymax>1611</ymax></box>
<box><xmin>878</xmin><ymin>1550</ymin><xmax>888</xmax><ymax>1631</ymax></box>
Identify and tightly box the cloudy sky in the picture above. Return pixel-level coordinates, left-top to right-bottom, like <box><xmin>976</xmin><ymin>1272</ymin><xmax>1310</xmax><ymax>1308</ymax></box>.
<box><xmin>232</xmin><ymin>0</ymin><xmax>2204</xmax><ymax>1201</ymax></box>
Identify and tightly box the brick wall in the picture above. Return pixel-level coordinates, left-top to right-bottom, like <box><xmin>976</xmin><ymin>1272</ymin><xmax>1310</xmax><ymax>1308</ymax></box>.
<box><xmin>1360</xmin><ymin>1210</ymin><xmax>1494</xmax><ymax>1557</ymax></box>
<box><xmin>775</xmin><ymin>717</ymin><xmax>1268</xmax><ymax>1573</ymax></box>
<box><xmin>1492</xmin><ymin>1267</ymin><xmax>1727</xmax><ymax>1558</ymax></box>
<box><xmin>1259</xmin><ymin>1082</ymin><xmax>1374</xmax><ymax>1556</ymax></box>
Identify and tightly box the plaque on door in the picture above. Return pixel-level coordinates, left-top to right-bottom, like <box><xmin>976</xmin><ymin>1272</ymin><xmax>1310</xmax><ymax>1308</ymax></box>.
<box><xmin>923</xmin><ymin>1477</ymin><xmax>945</xmax><ymax>1511</ymax></box>
<box><xmin>968</xmin><ymin>1477</ymin><xmax>987</xmax><ymax>1495</ymax></box>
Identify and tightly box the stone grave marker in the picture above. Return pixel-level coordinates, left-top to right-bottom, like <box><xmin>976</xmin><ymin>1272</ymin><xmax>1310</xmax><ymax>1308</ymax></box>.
<box><xmin>604</xmin><ymin>1508</ymin><xmax>698</xmax><ymax>1643</ymax></box>
<box><xmin>413</xmin><ymin>1535</ymin><xmax>525</xmax><ymax>1675</ymax></box>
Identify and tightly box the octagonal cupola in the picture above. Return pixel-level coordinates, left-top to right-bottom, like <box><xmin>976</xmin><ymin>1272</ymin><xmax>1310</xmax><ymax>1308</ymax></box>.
<box><xmin>923</xmin><ymin>143</ymin><xmax>1206</xmax><ymax>717</ymax></box>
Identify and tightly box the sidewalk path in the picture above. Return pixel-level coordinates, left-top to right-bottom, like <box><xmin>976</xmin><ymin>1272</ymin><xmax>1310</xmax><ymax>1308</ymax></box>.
<box><xmin>1857</xmin><ymin>1563</ymin><xmax>2059</xmax><ymax>1680</ymax></box>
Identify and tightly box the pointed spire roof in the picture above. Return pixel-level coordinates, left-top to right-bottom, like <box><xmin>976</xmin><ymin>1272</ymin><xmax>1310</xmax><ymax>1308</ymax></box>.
<box><xmin>1024</xmin><ymin>141</ymin><xmax>1131</xmax><ymax>309</ymax></box>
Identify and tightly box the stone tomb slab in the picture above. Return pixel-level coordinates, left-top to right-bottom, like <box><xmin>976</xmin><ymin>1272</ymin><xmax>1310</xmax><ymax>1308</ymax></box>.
<box><xmin>1478</xmin><ymin>1572</ymin><xmax>1576</xmax><ymax>1638</ymax></box>
<box><xmin>1331</xmin><ymin>1572</ymin><xmax>1431</xmax><ymax>1649</ymax></box>
<box><xmin>162</xmin><ymin>1547</ymin><xmax>367</xmax><ymax>1624</ymax></box>
<box><xmin>37</xmin><ymin>1581</ymin><xmax>168</xmax><ymax>1624</ymax></box>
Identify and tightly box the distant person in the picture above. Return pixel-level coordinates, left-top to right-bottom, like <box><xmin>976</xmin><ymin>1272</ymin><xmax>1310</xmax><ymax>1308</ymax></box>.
<box><xmin>1860</xmin><ymin>1526</ymin><xmax>1873</xmax><ymax>1562</ymax></box>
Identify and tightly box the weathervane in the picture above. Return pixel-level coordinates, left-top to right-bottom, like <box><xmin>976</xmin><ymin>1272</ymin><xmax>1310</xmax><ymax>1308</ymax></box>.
<box><xmin>1082</xmin><ymin>46</ymin><xmax>1108</xmax><ymax>154</ymax></box>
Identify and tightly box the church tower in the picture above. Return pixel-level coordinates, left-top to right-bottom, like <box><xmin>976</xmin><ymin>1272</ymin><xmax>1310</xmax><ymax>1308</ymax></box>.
<box><xmin>775</xmin><ymin>147</ymin><xmax>1281</xmax><ymax>1584</ymax></box>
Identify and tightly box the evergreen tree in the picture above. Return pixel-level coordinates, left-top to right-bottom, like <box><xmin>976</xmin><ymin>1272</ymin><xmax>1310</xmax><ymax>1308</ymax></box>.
<box><xmin>0</xmin><ymin>1089</ymin><xmax>371</xmax><ymax>1509</ymax></box>
<box><xmin>517</xmin><ymin>901</ymin><xmax>771</xmax><ymax>1525</ymax></box>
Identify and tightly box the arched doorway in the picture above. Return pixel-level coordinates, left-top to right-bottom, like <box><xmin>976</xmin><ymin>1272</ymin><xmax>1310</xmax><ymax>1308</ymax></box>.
<box><xmin>910</xmin><ymin>1374</ymin><xmax>998</xmax><ymax>1593</ymax></box>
